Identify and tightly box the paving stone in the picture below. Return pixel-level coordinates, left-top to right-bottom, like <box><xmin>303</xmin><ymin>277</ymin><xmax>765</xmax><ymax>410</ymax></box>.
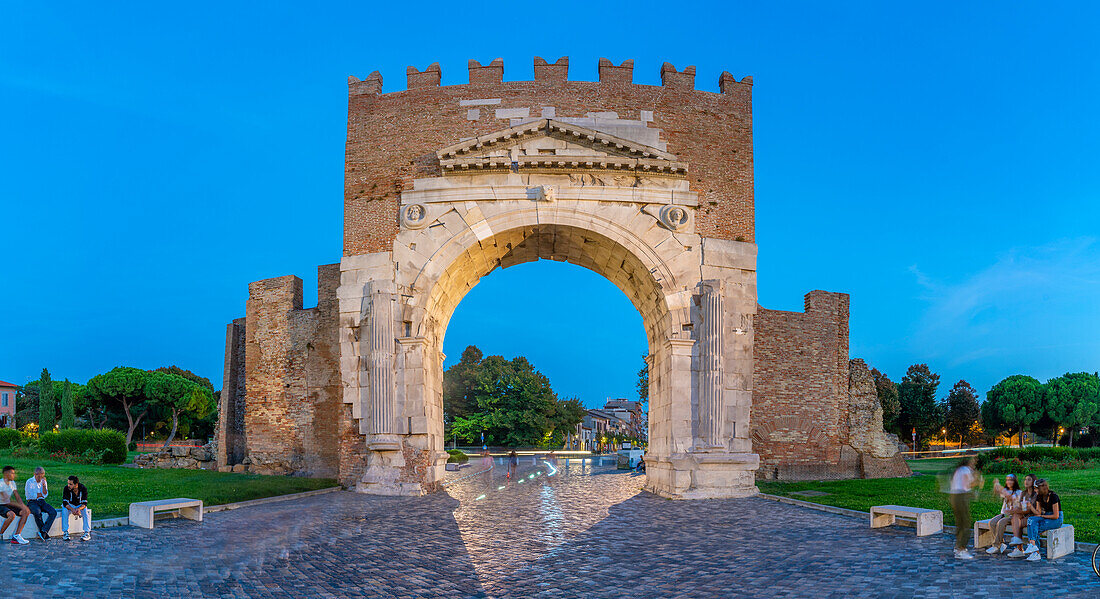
<box><xmin>4</xmin><ymin>462</ymin><xmax>1099</xmax><ymax>597</ymax></box>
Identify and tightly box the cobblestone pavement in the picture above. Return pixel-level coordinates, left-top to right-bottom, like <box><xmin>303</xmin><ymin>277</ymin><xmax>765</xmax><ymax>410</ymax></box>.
<box><xmin>5</xmin><ymin>458</ymin><xmax>1100</xmax><ymax>598</ymax></box>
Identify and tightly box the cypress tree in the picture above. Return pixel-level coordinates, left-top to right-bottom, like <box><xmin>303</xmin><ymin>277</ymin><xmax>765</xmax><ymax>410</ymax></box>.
<box><xmin>60</xmin><ymin>379</ymin><xmax>76</xmax><ymax>429</ymax></box>
<box><xmin>38</xmin><ymin>368</ymin><xmax>56</xmax><ymax>432</ymax></box>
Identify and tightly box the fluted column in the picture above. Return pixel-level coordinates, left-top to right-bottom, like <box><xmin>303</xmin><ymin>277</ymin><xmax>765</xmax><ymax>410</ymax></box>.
<box><xmin>366</xmin><ymin>281</ymin><xmax>397</xmax><ymax>446</ymax></box>
<box><xmin>699</xmin><ymin>280</ymin><xmax>724</xmax><ymax>449</ymax></box>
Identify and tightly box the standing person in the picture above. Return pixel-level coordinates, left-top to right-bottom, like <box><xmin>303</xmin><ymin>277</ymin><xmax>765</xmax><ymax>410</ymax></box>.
<box><xmin>25</xmin><ymin>466</ymin><xmax>57</xmax><ymax>540</ymax></box>
<box><xmin>986</xmin><ymin>474</ymin><xmax>1021</xmax><ymax>554</ymax></box>
<box><xmin>508</xmin><ymin>450</ymin><xmax>518</xmax><ymax>481</ymax></box>
<box><xmin>1007</xmin><ymin>473</ymin><xmax>1038</xmax><ymax>558</ymax></box>
<box><xmin>947</xmin><ymin>456</ymin><xmax>980</xmax><ymax>559</ymax></box>
<box><xmin>1021</xmin><ymin>478</ymin><xmax>1062</xmax><ymax>562</ymax></box>
<box><xmin>0</xmin><ymin>465</ymin><xmax>32</xmax><ymax>545</ymax></box>
<box><xmin>61</xmin><ymin>475</ymin><xmax>90</xmax><ymax>542</ymax></box>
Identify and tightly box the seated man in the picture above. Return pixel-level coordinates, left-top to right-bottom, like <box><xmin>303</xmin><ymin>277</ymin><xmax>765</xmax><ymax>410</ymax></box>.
<box><xmin>1022</xmin><ymin>478</ymin><xmax>1062</xmax><ymax>561</ymax></box>
<box><xmin>25</xmin><ymin>466</ymin><xmax>57</xmax><ymax>540</ymax></box>
<box><xmin>0</xmin><ymin>465</ymin><xmax>32</xmax><ymax>544</ymax></box>
<box><xmin>61</xmin><ymin>475</ymin><xmax>90</xmax><ymax>541</ymax></box>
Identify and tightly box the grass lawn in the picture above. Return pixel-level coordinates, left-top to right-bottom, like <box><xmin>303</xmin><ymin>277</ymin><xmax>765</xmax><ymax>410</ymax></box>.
<box><xmin>759</xmin><ymin>458</ymin><xmax>1100</xmax><ymax>544</ymax></box>
<box><xmin>0</xmin><ymin>454</ymin><xmax>338</xmax><ymax>518</ymax></box>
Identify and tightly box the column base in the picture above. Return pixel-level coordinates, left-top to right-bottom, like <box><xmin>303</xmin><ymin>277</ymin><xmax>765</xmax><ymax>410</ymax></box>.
<box><xmin>356</xmin><ymin>463</ymin><xmax>426</xmax><ymax>496</ymax></box>
<box><xmin>355</xmin><ymin>443</ymin><xmax>424</xmax><ymax>496</ymax></box>
<box><xmin>644</xmin><ymin>451</ymin><xmax>759</xmax><ymax>499</ymax></box>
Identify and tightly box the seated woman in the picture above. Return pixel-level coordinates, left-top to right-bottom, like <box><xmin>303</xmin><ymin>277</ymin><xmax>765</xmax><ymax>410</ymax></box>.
<box><xmin>1006</xmin><ymin>473</ymin><xmax>1038</xmax><ymax>557</ymax></box>
<box><xmin>987</xmin><ymin>474</ymin><xmax>1021</xmax><ymax>554</ymax></box>
<box><xmin>1021</xmin><ymin>478</ymin><xmax>1062</xmax><ymax>561</ymax></box>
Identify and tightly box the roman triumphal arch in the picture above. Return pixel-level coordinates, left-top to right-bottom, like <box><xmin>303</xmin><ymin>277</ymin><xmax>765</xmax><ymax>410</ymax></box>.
<box><xmin>341</xmin><ymin>118</ymin><xmax>759</xmax><ymax>498</ymax></box>
<box><xmin>216</xmin><ymin>57</ymin><xmax>909</xmax><ymax>498</ymax></box>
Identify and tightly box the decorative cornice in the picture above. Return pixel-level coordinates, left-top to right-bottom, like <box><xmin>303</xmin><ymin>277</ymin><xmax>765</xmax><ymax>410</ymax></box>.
<box><xmin>401</xmin><ymin>183</ymin><xmax>698</xmax><ymax>206</ymax></box>
<box><xmin>435</xmin><ymin>119</ymin><xmax>685</xmax><ymax>176</ymax></box>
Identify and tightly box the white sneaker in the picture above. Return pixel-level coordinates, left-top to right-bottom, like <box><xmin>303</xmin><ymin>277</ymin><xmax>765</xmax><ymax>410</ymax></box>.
<box><xmin>80</xmin><ymin>532</ymin><xmax>90</xmax><ymax>542</ymax></box>
<box><xmin>986</xmin><ymin>545</ymin><xmax>1000</xmax><ymax>554</ymax></box>
<box><xmin>1026</xmin><ymin>552</ymin><xmax>1041</xmax><ymax>561</ymax></box>
<box><xmin>12</xmin><ymin>534</ymin><xmax>29</xmax><ymax>545</ymax></box>
<box><xmin>62</xmin><ymin>533</ymin><xmax>70</xmax><ymax>541</ymax></box>
<box><xmin>1023</xmin><ymin>543</ymin><xmax>1039</xmax><ymax>555</ymax></box>
<box><xmin>1009</xmin><ymin>536</ymin><xmax>1023</xmax><ymax>545</ymax></box>
<box><xmin>954</xmin><ymin>549</ymin><xmax>975</xmax><ymax>560</ymax></box>
<box><xmin>999</xmin><ymin>543</ymin><xmax>1009</xmax><ymax>553</ymax></box>
<box><xmin>1007</xmin><ymin>548</ymin><xmax>1026</xmax><ymax>558</ymax></box>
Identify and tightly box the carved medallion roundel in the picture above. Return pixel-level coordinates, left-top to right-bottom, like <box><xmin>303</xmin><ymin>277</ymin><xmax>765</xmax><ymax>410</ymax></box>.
<box><xmin>402</xmin><ymin>203</ymin><xmax>429</xmax><ymax>230</ymax></box>
<box><xmin>659</xmin><ymin>204</ymin><xmax>691</xmax><ymax>232</ymax></box>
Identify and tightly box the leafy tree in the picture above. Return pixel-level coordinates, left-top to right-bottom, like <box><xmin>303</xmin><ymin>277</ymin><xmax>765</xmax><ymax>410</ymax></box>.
<box><xmin>944</xmin><ymin>380</ymin><xmax>980</xmax><ymax>446</ymax></box>
<box><xmin>86</xmin><ymin>367</ymin><xmax>151</xmax><ymax>445</ymax></box>
<box><xmin>144</xmin><ymin>371</ymin><xmax>215</xmax><ymax>448</ymax></box>
<box><xmin>549</xmin><ymin>396</ymin><xmax>586</xmax><ymax>447</ymax></box>
<box><xmin>1044</xmin><ymin>372</ymin><xmax>1100</xmax><ymax>447</ymax></box>
<box><xmin>60</xmin><ymin>379</ymin><xmax>76</xmax><ymax>429</ymax></box>
<box><xmin>154</xmin><ymin>365</ymin><xmax>215</xmax><ymax>393</ymax></box>
<box><xmin>896</xmin><ymin>364</ymin><xmax>943</xmax><ymax>447</ymax></box>
<box><xmin>870</xmin><ymin>367</ymin><xmax>900</xmax><ymax>434</ymax></box>
<box><xmin>153</xmin><ymin>365</ymin><xmax>218</xmax><ymax>441</ymax></box>
<box><xmin>443</xmin><ymin>346</ymin><xmax>483</xmax><ymax>426</ymax></box>
<box><xmin>982</xmin><ymin>374</ymin><xmax>1044</xmax><ymax>447</ymax></box>
<box><xmin>636</xmin><ymin>355</ymin><xmax>649</xmax><ymax>406</ymax></box>
<box><xmin>450</xmin><ymin>353</ymin><xmax>585</xmax><ymax>447</ymax></box>
<box><xmin>38</xmin><ymin>368</ymin><xmax>55</xmax><ymax>432</ymax></box>
<box><xmin>21</xmin><ymin>379</ymin><xmax>97</xmax><ymax>428</ymax></box>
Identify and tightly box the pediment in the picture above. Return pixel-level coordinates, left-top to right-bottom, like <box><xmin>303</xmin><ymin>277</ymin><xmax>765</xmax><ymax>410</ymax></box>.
<box><xmin>437</xmin><ymin>119</ymin><xmax>687</xmax><ymax>176</ymax></box>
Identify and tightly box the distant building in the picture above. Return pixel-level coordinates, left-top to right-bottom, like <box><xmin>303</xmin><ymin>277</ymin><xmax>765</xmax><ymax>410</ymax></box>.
<box><xmin>603</xmin><ymin>398</ymin><xmax>647</xmax><ymax>441</ymax></box>
<box><xmin>0</xmin><ymin>380</ymin><xmax>17</xmax><ymax>429</ymax></box>
<box><xmin>573</xmin><ymin>409</ymin><xmax>617</xmax><ymax>452</ymax></box>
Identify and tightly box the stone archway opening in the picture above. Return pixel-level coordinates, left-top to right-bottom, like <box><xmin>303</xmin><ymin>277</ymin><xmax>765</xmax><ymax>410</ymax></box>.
<box><xmin>375</xmin><ymin>222</ymin><xmax>679</xmax><ymax>495</ymax></box>
<box><xmin>427</xmin><ymin>223</ymin><xmax>663</xmax><ymax>445</ymax></box>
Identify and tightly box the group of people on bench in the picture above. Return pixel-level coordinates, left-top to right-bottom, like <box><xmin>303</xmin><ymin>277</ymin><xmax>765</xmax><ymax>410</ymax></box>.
<box><xmin>985</xmin><ymin>472</ymin><xmax>1063</xmax><ymax>561</ymax></box>
<box><xmin>0</xmin><ymin>465</ymin><xmax>91</xmax><ymax>544</ymax></box>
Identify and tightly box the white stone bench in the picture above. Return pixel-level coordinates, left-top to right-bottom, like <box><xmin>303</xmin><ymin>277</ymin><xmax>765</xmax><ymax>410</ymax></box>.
<box><xmin>129</xmin><ymin>498</ymin><xmax>203</xmax><ymax>529</ymax></box>
<box><xmin>870</xmin><ymin>505</ymin><xmax>943</xmax><ymax>536</ymax></box>
<box><xmin>1</xmin><ymin>508</ymin><xmax>92</xmax><ymax>539</ymax></box>
<box><xmin>973</xmin><ymin>517</ymin><xmax>1075</xmax><ymax>559</ymax></box>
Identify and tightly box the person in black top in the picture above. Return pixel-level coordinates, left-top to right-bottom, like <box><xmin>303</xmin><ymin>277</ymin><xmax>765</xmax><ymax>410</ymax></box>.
<box><xmin>61</xmin><ymin>475</ymin><xmax>90</xmax><ymax>541</ymax></box>
<box><xmin>1022</xmin><ymin>478</ymin><xmax>1062</xmax><ymax>561</ymax></box>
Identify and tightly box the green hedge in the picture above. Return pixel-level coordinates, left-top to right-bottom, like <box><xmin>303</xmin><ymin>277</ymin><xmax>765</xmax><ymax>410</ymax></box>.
<box><xmin>38</xmin><ymin>429</ymin><xmax>128</xmax><ymax>464</ymax></box>
<box><xmin>446</xmin><ymin>449</ymin><xmax>469</xmax><ymax>464</ymax></box>
<box><xmin>0</xmin><ymin>428</ymin><xmax>20</xmax><ymax>450</ymax></box>
<box><xmin>977</xmin><ymin>447</ymin><xmax>1100</xmax><ymax>473</ymax></box>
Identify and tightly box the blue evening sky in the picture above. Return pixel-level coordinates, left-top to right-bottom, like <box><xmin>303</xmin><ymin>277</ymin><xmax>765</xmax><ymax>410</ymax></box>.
<box><xmin>2</xmin><ymin>3</ymin><xmax>1098</xmax><ymax>408</ymax></box>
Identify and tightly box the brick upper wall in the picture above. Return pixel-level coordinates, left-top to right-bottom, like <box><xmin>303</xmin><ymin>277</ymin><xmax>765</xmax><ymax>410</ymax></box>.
<box><xmin>752</xmin><ymin>291</ymin><xmax>850</xmax><ymax>470</ymax></box>
<box><xmin>344</xmin><ymin>57</ymin><xmax>754</xmax><ymax>255</ymax></box>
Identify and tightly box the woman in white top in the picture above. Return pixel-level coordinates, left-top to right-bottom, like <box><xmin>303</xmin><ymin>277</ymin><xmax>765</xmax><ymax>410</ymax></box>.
<box><xmin>948</xmin><ymin>456</ymin><xmax>981</xmax><ymax>559</ymax></box>
<box><xmin>987</xmin><ymin>474</ymin><xmax>1022</xmax><ymax>554</ymax></box>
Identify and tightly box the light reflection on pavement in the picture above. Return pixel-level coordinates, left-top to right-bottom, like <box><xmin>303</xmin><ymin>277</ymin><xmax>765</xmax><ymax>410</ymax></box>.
<box><xmin>445</xmin><ymin>456</ymin><xmax>645</xmax><ymax>593</ymax></box>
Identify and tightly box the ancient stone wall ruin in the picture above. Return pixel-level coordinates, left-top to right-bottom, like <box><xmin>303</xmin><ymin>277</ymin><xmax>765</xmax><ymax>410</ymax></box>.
<box><xmin>753</xmin><ymin>292</ymin><xmax>908</xmax><ymax>479</ymax></box>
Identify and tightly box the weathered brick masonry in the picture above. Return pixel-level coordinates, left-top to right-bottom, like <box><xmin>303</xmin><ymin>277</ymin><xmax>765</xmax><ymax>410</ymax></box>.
<box><xmin>217</xmin><ymin>56</ymin><xmax>907</xmax><ymax>487</ymax></box>
<box><xmin>343</xmin><ymin>57</ymin><xmax>755</xmax><ymax>255</ymax></box>
<box><xmin>754</xmin><ymin>292</ymin><xmax>852</xmax><ymax>478</ymax></box>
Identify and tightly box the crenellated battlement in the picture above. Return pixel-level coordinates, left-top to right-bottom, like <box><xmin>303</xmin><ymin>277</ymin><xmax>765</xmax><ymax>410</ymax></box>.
<box><xmin>348</xmin><ymin>57</ymin><xmax>752</xmax><ymax>96</ymax></box>
<box><xmin>343</xmin><ymin>54</ymin><xmax>757</xmax><ymax>255</ymax></box>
